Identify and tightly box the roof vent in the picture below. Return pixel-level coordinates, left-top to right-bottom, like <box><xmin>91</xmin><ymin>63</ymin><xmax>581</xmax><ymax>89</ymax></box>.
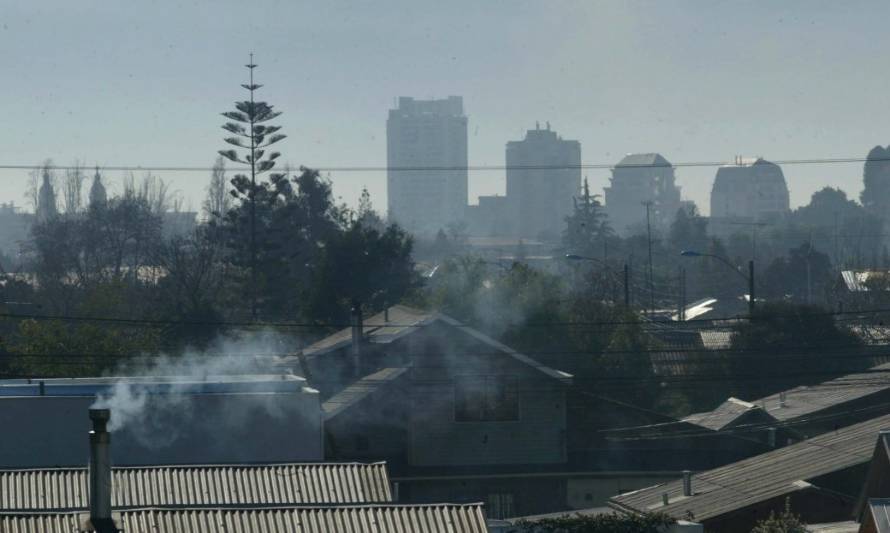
<box><xmin>682</xmin><ymin>470</ymin><xmax>693</xmax><ymax>497</ymax></box>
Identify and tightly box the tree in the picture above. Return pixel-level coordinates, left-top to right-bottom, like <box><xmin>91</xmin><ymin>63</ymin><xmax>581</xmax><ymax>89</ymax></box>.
<box><xmin>750</xmin><ymin>498</ymin><xmax>807</xmax><ymax>533</ymax></box>
<box><xmin>203</xmin><ymin>156</ymin><xmax>231</xmax><ymax>221</ymax></box>
<box><xmin>563</xmin><ymin>178</ymin><xmax>612</xmax><ymax>258</ymax></box>
<box><xmin>862</xmin><ymin>145</ymin><xmax>890</xmax><ymax>218</ymax></box>
<box><xmin>728</xmin><ymin>302</ymin><xmax>864</xmax><ymax>397</ymax></box>
<box><xmin>36</xmin><ymin>162</ymin><xmax>58</xmax><ymax>222</ymax></box>
<box><xmin>218</xmin><ymin>56</ymin><xmax>286</xmax><ymax>320</ymax></box>
<box><xmin>355</xmin><ymin>187</ymin><xmax>384</xmax><ymax>232</ymax></box>
<box><xmin>669</xmin><ymin>204</ymin><xmax>708</xmax><ymax>253</ymax></box>
<box><xmin>515</xmin><ymin>511</ymin><xmax>673</xmax><ymax>533</ymax></box>
<box><xmin>761</xmin><ymin>243</ymin><xmax>832</xmax><ymax>304</ymax></box>
<box><xmin>88</xmin><ymin>167</ymin><xmax>107</xmax><ymax>210</ymax></box>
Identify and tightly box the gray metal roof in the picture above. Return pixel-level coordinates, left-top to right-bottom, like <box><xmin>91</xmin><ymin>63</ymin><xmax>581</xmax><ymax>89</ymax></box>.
<box><xmin>0</xmin><ymin>463</ymin><xmax>392</xmax><ymax>511</ymax></box>
<box><xmin>683</xmin><ymin>397</ymin><xmax>769</xmax><ymax>431</ymax></box>
<box><xmin>0</xmin><ymin>503</ymin><xmax>488</xmax><ymax>533</ymax></box>
<box><xmin>805</xmin><ymin>522</ymin><xmax>860</xmax><ymax>533</ymax></box>
<box><xmin>323</xmin><ymin>368</ymin><xmax>408</xmax><ymax>420</ymax></box>
<box><xmin>753</xmin><ymin>362</ymin><xmax>890</xmax><ymax>422</ymax></box>
<box><xmin>610</xmin><ymin>413</ymin><xmax>890</xmax><ymax>522</ymax></box>
<box><xmin>867</xmin><ymin>498</ymin><xmax>890</xmax><ymax>533</ymax></box>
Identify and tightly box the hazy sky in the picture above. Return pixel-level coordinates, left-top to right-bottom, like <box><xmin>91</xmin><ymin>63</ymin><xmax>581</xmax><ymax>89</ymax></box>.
<box><xmin>1</xmin><ymin>1</ymin><xmax>889</xmax><ymax>216</ymax></box>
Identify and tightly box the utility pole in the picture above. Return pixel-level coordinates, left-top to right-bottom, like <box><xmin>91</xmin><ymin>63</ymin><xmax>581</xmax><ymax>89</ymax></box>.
<box><xmin>678</xmin><ymin>266</ymin><xmax>686</xmax><ymax>321</ymax></box>
<box><xmin>748</xmin><ymin>260</ymin><xmax>755</xmax><ymax>317</ymax></box>
<box><xmin>622</xmin><ymin>263</ymin><xmax>630</xmax><ymax>307</ymax></box>
<box><xmin>643</xmin><ymin>201</ymin><xmax>654</xmax><ymax>316</ymax></box>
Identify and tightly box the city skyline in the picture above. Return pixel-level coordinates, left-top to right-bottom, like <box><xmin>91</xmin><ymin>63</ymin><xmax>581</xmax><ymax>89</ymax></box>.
<box><xmin>3</xmin><ymin>1</ymin><xmax>890</xmax><ymax>216</ymax></box>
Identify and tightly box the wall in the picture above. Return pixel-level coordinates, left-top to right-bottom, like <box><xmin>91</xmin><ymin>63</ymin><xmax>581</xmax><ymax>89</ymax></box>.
<box><xmin>0</xmin><ymin>390</ymin><xmax>323</xmax><ymax>467</ymax></box>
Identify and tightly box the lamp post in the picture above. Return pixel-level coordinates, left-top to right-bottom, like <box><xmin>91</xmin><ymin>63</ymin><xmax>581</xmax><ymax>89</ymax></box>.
<box><xmin>565</xmin><ymin>254</ymin><xmax>630</xmax><ymax>307</ymax></box>
<box><xmin>680</xmin><ymin>250</ymin><xmax>754</xmax><ymax>316</ymax></box>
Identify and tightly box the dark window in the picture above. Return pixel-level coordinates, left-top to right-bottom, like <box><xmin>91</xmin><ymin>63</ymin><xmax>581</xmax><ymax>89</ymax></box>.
<box><xmin>454</xmin><ymin>377</ymin><xmax>519</xmax><ymax>422</ymax></box>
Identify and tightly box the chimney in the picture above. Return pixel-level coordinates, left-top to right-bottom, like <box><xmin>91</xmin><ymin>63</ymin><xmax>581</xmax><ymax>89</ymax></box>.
<box><xmin>767</xmin><ymin>427</ymin><xmax>777</xmax><ymax>448</ymax></box>
<box><xmin>779</xmin><ymin>391</ymin><xmax>787</xmax><ymax>408</ymax></box>
<box><xmin>682</xmin><ymin>470</ymin><xmax>692</xmax><ymax>497</ymax></box>
<box><xmin>87</xmin><ymin>408</ymin><xmax>118</xmax><ymax>533</ymax></box>
<box><xmin>351</xmin><ymin>302</ymin><xmax>363</xmax><ymax>377</ymax></box>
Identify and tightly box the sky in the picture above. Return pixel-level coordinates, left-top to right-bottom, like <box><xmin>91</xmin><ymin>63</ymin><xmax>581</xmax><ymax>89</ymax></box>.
<box><xmin>1</xmin><ymin>0</ymin><xmax>889</xmax><ymax>216</ymax></box>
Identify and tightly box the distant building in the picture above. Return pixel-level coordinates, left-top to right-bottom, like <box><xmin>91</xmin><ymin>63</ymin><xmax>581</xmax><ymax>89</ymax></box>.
<box><xmin>0</xmin><ymin>202</ymin><xmax>32</xmax><ymax>260</ymax></box>
<box><xmin>505</xmin><ymin>122</ymin><xmax>581</xmax><ymax>241</ymax></box>
<box><xmin>387</xmin><ymin>96</ymin><xmax>468</xmax><ymax>236</ymax></box>
<box><xmin>710</xmin><ymin>157</ymin><xmax>790</xmax><ymax>236</ymax></box>
<box><xmin>465</xmin><ymin>195</ymin><xmax>511</xmax><ymax>237</ymax></box>
<box><xmin>604</xmin><ymin>153</ymin><xmax>684</xmax><ymax>236</ymax></box>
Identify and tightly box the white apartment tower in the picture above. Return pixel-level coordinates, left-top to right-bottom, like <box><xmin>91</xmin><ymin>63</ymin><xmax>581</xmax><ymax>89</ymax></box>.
<box><xmin>387</xmin><ymin>96</ymin><xmax>468</xmax><ymax>236</ymax></box>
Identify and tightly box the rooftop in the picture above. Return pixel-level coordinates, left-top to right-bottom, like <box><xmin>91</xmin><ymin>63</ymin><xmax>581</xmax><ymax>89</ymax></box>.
<box><xmin>0</xmin><ymin>503</ymin><xmax>489</xmax><ymax>533</ymax></box>
<box><xmin>610</xmin><ymin>413</ymin><xmax>890</xmax><ymax>522</ymax></box>
<box><xmin>322</xmin><ymin>368</ymin><xmax>408</xmax><ymax>420</ymax></box>
<box><xmin>0</xmin><ymin>374</ymin><xmax>308</xmax><ymax>397</ymax></box>
<box><xmin>615</xmin><ymin>153</ymin><xmax>672</xmax><ymax>168</ymax></box>
<box><xmin>0</xmin><ymin>462</ymin><xmax>392</xmax><ymax>511</ymax></box>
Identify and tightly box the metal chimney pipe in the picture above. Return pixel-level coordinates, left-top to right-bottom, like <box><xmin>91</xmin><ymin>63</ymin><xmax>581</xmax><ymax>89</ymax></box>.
<box><xmin>351</xmin><ymin>302</ymin><xmax>362</xmax><ymax>377</ymax></box>
<box><xmin>682</xmin><ymin>470</ymin><xmax>692</xmax><ymax>497</ymax></box>
<box><xmin>88</xmin><ymin>408</ymin><xmax>113</xmax><ymax>527</ymax></box>
<box><xmin>767</xmin><ymin>427</ymin><xmax>777</xmax><ymax>448</ymax></box>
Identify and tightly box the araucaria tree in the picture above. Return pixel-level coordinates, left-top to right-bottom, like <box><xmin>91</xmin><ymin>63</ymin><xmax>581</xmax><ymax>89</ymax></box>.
<box><xmin>218</xmin><ymin>55</ymin><xmax>286</xmax><ymax>319</ymax></box>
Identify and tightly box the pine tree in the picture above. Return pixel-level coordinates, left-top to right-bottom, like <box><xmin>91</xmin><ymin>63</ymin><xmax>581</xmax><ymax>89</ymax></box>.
<box><xmin>218</xmin><ymin>54</ymin><xmax>286</xmax><ymax>320</ymax></box>
<box><xmin>562</xmin><ymin>177</ymin><xmax>612</xmax><ymax>257</ymax></box>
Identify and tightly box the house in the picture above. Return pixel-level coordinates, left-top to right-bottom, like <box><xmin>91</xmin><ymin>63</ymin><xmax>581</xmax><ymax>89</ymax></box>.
<box><xmin>277</xmin><ymin>304</ymin><xmax>572</xmax><ymax>519</ymax></box>
<box><xmin>0</xmin><ymin>375</ymin><xmax>324</xmax><ymax>467</ymax></box>
<box><xmin>610</xmin><ymin>413</ymin><xmax>890</xmax><ymax>533</ymax></box>
<box><xmin>279</xmin><ymin>305</ymin><xmax>769</xmax><ymax>518</ymax></box>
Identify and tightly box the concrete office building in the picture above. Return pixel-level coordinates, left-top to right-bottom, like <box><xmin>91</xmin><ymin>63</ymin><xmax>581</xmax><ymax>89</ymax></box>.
<box><xmin>710</xmin><ymin>157</ymin><xmax>790</xmax><ymax>236</ymax></box>
<box><xmin>387</xmin><ymin>96</ymin><xmax>468</xmax><ymax>236</ymax></box>
<box><xmin>604</xmin><ymin>153</ymin><xmax>684</xmax><ymax>236</ymax></box>
<box><xmin>505</xmin><ymin>122</ymin><xmax>581</xmax><ymax>241</ymax></box>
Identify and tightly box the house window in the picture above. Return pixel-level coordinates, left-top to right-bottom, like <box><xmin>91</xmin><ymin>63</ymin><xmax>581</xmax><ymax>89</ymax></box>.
<box><xmin>486</xmin><ymin>493</ymin><xmax>515</xmax><ymax>519</ymax></box>
<box><xmin>454</xmin><ymin>377</ymin><xmax>519</xmax><ymax>422</ymax></box>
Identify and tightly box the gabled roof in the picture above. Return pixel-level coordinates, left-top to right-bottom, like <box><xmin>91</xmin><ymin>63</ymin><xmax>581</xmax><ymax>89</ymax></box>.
<box><xmin>0</xmin><ymin>462</ymin><xmax>393</xmax><ymax>511</ymax></box>
<box><xmin>0</xmin><ymin>503</ymin><xmax>489</xmax><ymax>533</ymax></box>
<box><xmin>323</xmin><ymin>368</ymin><xmax>408</xmax><ymax>420</ymax></box>
<box><xmin>610</xmin><ymin>413</ymin><xmax>890</xmax><ymax>523</ymax></box>
<box><xmin>684</xmin><ymin>362</ymin><xmax>890</xmax><ymax>432</ymax></box>
<box><xmin>683</xmin><ymin>397</ymin><xmax>774</xmax><ymax>431</ymax></box>
<box><xmin>615</xmin><ymin>153</ymin><xmax>672</xmax><ymax>168</ymax></box>
<box><xmin>294</xmin><ymin>305</ymin><xmax>572</xmax><ymax>385</ymax></box>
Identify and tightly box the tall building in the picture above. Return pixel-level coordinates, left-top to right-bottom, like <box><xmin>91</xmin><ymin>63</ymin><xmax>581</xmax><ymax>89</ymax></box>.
<box><xmin>386</xmin><ymin>96</ymin><xmax>468</xmax><ymax>236</ymax></box>
<box><xmin>505</xmin><ymin>122</ymin><xmax>581</xmax><ymax>240</ymax></box>
<box><xmin>604</xmin><ymin>153</ymin><xmax>683</xmax><ymax>236</ymax></box>
<box><xmin>710</xmin><ymin>157</ymin><xmax>790</xmax><ymax>236</ymax></box>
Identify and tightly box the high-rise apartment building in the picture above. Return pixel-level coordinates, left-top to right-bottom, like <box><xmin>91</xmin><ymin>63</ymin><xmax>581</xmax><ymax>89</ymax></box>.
<box><xmin>505</xmin><ymin>123</ymin><xmax>581</xmax><ymax>240</ymax></box>
<box><xmin>709</xmin><ymin>157</ymin><xmax>790</xmax><ymax>236</ymax></box>
<box><xmin>386</xmin><ymin>96</ymin><xmax>468</xmax><ymax>236</ymax></box>
<box><xmin>604</xmin><ymin>153</ymin><xmax>684</xmax><ymax>236</ymax></box>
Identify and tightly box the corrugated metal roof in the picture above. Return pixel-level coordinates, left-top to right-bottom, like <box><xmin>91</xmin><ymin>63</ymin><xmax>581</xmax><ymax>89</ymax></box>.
<box><xmin>753</xmin><ymin>362</ymin><xmax>890</xmax><ymax>422</ymax></box>
<box><xmin>0</xmin><ymin>503</ymin><xmax>488</xmax><ymax>533</ymax></box>
<box><xmin>698</xmin><ymin>329</ymin><xmax>733</xmax><ymax>350</ymax></box>
<box><xmin>0</xmin><ymin>463</ymin><xmax>392</xmax><ymax>511</ymax></box>
<box><xmin>841</xmin><ymin>270</ymin><xmax>890</xmax><ymax>293</ymax></box>
<box><xmin>323</xmin><ymin>368</ymin><xmax>408</xmax><ymax>420</ymax></box>
<box><xmin>683</xmin><ymin>397</ymin><xmax>767</xmax><ymax>431</ymax></box>
<box><xmin>610</xmin><ymin>413</ymin><xmax>890</xmax><ymax>522</ymax></box>
<box><xmin>868</xmin><ymin>498</ymin><xmax>890</xmax><ymax>533</ymax></box>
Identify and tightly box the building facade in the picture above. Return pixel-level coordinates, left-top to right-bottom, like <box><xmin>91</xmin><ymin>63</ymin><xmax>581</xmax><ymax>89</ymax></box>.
<box><xmin>505</xmin><ymin>123</ymin><xmax>581</xmax><ymax>241</ymax></box>
<box><xmin>604</xmin><ymin>153</ymin><xmax>684</xmax><ymax>236</ymax></box>
<box><xmin>709</xmin><ymin>157</ymin><xmax>790</xmax><ymax>236</ymax></box>
<box><xmin>387</xmin><ymin>96</ymin><xmax>468</xmax><ymax>236</ymax></box>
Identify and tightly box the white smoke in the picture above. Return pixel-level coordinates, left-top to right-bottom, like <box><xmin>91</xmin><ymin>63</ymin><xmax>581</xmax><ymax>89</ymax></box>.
<box><xmin>90</xmin><ymin>330</ymin><xmax>299</xmax><ymax>448</ymax></box>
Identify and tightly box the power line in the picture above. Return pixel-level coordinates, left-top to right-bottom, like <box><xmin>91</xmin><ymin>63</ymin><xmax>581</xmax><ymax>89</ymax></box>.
<box><xmin>3</xmin><ymin>155</ymin><xmax>890</xmax><ymax>174</ymax></box>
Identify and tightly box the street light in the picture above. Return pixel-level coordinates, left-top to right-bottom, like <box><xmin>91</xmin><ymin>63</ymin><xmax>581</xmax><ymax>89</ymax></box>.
<box><xmin>565</xmin><ymin>254</ymin><xmax>630</xmax><ymax>307</ymax></box>
<box><xmin>680</xmin><ymin>250</ymin><xmax>755</xmax><ymax>316</ymax></box>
